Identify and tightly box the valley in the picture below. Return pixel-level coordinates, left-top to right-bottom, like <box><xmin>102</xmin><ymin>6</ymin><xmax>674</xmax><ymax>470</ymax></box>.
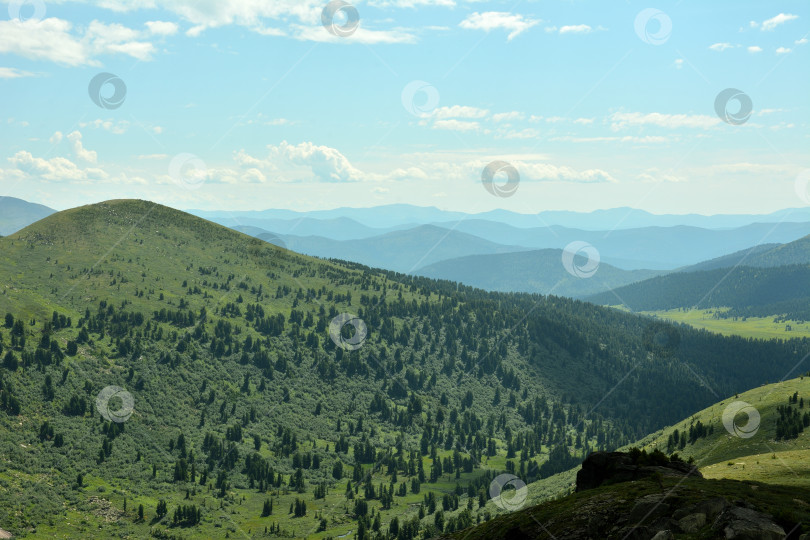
<box><xmin>3</xmin><ymin>3</ymin><xmax>809</xmax><ymax>535</ymax></box>
<box><xmin>1</xmin><ymin>200</ymin><xmax>808</xmax><ymax>538</ymax></box>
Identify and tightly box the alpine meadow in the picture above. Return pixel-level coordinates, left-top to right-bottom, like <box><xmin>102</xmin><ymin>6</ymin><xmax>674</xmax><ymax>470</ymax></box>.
<box><xmin>1</xmin><ymin>1</ymin><xmax>810</xmax><ymax>539</ymax></box>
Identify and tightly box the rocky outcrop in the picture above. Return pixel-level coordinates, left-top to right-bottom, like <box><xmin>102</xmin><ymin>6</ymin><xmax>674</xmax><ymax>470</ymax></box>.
<box><xmin>575</xmin><ymin>451</ymin><xmax>701</xmax><ymax>492</ymax></box>
<box><xmin>712</xmin><ymin>506</ymin><xmax>786</xmax><ymax>540</ymax></box>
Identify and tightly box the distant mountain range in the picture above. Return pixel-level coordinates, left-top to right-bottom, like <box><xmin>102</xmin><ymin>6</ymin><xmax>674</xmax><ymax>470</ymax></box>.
<box><xmin>586</xmin><ymin>233</ymin><xmax>810</xmax><ymax>318</ymax></box>
<box><xmin>238</xmin><ymin>224</ymin><xmax>530</xmax><ymax>274</ymax></box>
<box><xmin>0</xmin><ymin>196</ymin><xmax>55</xmax><ymax>236</ymax></box>
<box><xmin>195</xmin><ymin>206</ymin><xmax>810</xmax><ymax>275</ymax></box>
<box><xmin>191</xmin><ymin>204</ymin><xmax>810</xmax><ymax>231</ymax></box>
<box><xmin>416</xmin><ymin>249</ymin><xmax>663</xmax><ymax>297</ymax></box>
<box><xmin>231</xmin><ymin>220</ymin><xmax>810</xmax><ymax>297</ymax></box>
<box><xmin>5</xmin><ymin>197</ymin><xmax>810</xmax><ymax>304</ymax></box>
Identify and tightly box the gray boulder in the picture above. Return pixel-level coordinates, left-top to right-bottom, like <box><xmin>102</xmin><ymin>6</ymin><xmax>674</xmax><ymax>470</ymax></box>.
<box><xmin>713</xmin><ymin>506</ymin><xmax>786</xmax><ymax>540</ymax></box>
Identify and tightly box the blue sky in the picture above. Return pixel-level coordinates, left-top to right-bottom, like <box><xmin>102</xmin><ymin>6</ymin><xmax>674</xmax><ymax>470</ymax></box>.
<box><xmin>0</xmin><ymin>0</ymin><xmax>808</xmax><ymax>214</ymax></box>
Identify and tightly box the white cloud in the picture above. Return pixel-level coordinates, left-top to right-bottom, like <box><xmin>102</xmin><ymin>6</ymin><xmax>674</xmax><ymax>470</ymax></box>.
<box><xmin>610</xmin><ymin>111</ymin><xmax>720</xmax><ymax>130</ymax></box>
<box><xmin>430</xmin><ymin>105</ymin><xmax>490</xmax><ymax>119</ymax></box>
<box><xmin>432</xmin><ymin>119</ymin><xmax>481</xmax><ymax>132</ymax></box>
<box><xmin>747</xmin><ymin>45</ymin><xmax>762</xmax><ymax>53</ymax></box>
<box><xmin>67</xmin><ymin>131</ymin><xmax>98</xmax><ymax>163</ymax></box>
<box><xmin>145</xmin><ymin>20</ymin><xmax>179</xmax><ymax>35</ymax></box>
<box><xmin>673</xmin><ymin>59</ymin><xmax>684</xmax><ymax>69</ymax></box>
<box><xmin>269</xmin><ymin>141</ymin><xmax>364</xmax><ymax>182</ymax></box>
<box><xmin>760</xmin><ymin>13</ymin><xmax>798</xmax><ymax>31</ymax></box>
<box><xmin>498</xmin><ymin>128</ymin><xmax>539</xmax><ymax>139</ymax></box>
<box><xmin>492</xmin><ymin>111</ymin><xmax>525</xmax><ymax>123</ymax></box>
<box><xmin>7</xmin><ymin>150</ymin><xmax>108</xmax><ymax>182</ymax></box>
<box><xmin>0</xmin><ymin>67</ymin><xmax>35</xmax><ymax>78</ymax></box>
<box><xmin>0</xmin><ymin>18</ymin><xmax>157</xmax><ymax>66</ymax></box>
<box><xmin>516</xmin><ymin>162</ymin><xmax>615</xmax><ymax>183</ymax></box>
<box><xmin>709</xmin><ymin>42</ymin><xmax>734</xmax><ymax>51</ymax></box>
<box><xmin>776</xmin><ymin>46</ymin><xmax>791</xmax><ymax>54</ymax></box>
<box><xmin>459</xmin><ymin>12</ymin><xmax>539</xmax><ymax>41</ymax></box>
<box><xmin>796</xmin><ymin>38</ymin><xmax>809</xmax><ymax>45</ymax></box>
<box><xmin>79</xmin><ymin>119</ymin><xmax>131</xmax><ymax>135</ymax></box>
<box><xmin>637</xmin><ymin>169</ymin><xmax>684</xmax><ymax>183</ymax></box>
<box><xmin>552</xmin><ymin>135</ymin><xmax>669</xmax><ymax>144</ymax></box>
<box><xmin>559</xmin><ymin>24</ymin><xmax>591</xmax><ymax>34</ymax></box>
<box><xmin>49</xmin><ymin>132</ymin><xmax>63</xmax><ymax>145</ymax></box>
<box><xmin>292</xmin><ymin>25</ymin><xmax>417</xmax><ymax>44</ymax></box>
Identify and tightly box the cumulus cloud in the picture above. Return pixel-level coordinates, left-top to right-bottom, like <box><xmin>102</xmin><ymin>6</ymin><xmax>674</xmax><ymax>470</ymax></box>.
<box><xmin>459</xmin><ymin>12</ymin><xmax>539</xmax><ymax>40</ymax></box>
<box><xmin>430</xmin><ymin>105</ymin><xmax>490</xmax><ymax>119</ymax></box>
<box><xmin>759</xmin><ymin>13</ymin><xmax>799</xmax><ymax>31</ymax></box>
<box><xmin>747</xmin><ymin>45</ymin><xmax>762</xmax><ymax>53</ymax></box>
<box><xmin>559</xmin><ymin>24</ymin><xmax>591</xmax><ymax>34</ymax></box>
<box><xmin>637</xmin><ymin>169</ymin><xmax>685</xmax><ymax>183</ymax></box>
<box><xmin>709</xmin><ymin>42</ymin><xmax>734</xmax><ymax>51</ymax></box>
<box><xmin>516</xmin><ymin>162</ymin><xmax>615</xmax><ymax>183</ymax></box>
<box><xmin>268</xmin><ymin>141</ymin><xmax>364</xmax><ymax>182</ymax></box>
<box><xmin>492</xmin><ymin>111</ymin><xmax>525</xmax><ymax>123</ymax></box>
<box><xmin>67</xmin><ymin>131</ymin><xmax>98</xmax><ymax>163</ymax></box>
<box><xmin>610</xmin><ymin>111</ymin><xmax>720</xmax><ymax>130</ymax></box>
<box><xmin>432</xmin><ymin>119</ymin><xmax>481</xmax><ymax>132</ymax></box>
<box><xmin>79</xmin><ymin>119</ymin><xmax>131</xmax><ymax>134</ymax></box>
<box><xmin>145</xmin><ymin>20</ymin><xmax>179</xmax><ymax>35</ymax></box>
<box><xmin>0</xmin><ymin>18</ymin><xmax>157</xmax><ymax>65</ymax></box>
<box><xmin>292</xmin><ymin>25</ymin><xmax>417</xmax><ymax>44</ymax></box>
<box><xmin>83</xmin><ymin>1</ymin><xmax>418</xmax><ymax>43</ymax></box>
<box><xmin>7</xmin><ymin>150</ymin><xmax>107</xmax><ymax>182</ymax></box>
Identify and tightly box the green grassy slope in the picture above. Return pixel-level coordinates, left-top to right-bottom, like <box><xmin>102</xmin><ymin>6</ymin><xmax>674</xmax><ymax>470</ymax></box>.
<box><xmin>630</xmin><ymin>375</ymin><xmax>810</xmax><ymax>487</ymax></box>
<box><xmin>450</xmin><ymin>376</ymin><xmax>810</xmax><ymax>539</ymax></box>
<box><xmin>0</xmin><ymin>200</ymin><xmax>808</xmax><ymax>539</ymax></box>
